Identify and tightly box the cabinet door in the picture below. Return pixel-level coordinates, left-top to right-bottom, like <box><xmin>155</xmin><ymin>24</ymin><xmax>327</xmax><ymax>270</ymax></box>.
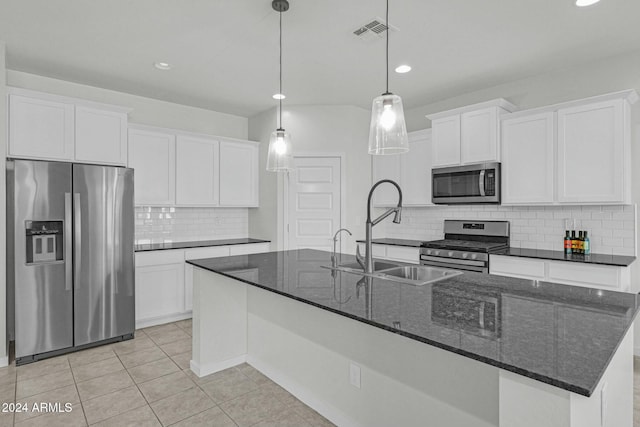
<box><xmin>557</xmin><ymin>100</ymin><xmax>625</xmax><ymax>203</ymax></box>
<box><xmin>501</xmin><ymin>112</ymin><xmax>555</xmax><ymax>204</ymax></box>
<box><xmin>547</xmin><ymin>261</ymin><xmax>621</xmax><ymax>291</ymax></box>
<box><xmin>401</xmin><ymin>132</ymin><xmax>432</xmax><ymax>206</ymax></box>
<box><xmin>9</xmin><ymin>94</ymin><xmax>74</xmax><ymax>161</ymax></box>
<box><xmin>229</xmin><ymin>243</ymin><xmax>271</xmax><ymax>256</ymax></box>
<box><xmin>385</xmin><ymin>246</ymin><xmax>420</xmax><ymax>264</ymax></box>
<box><xmin>128</xmin><ymin>129</ymin><xmax>176</xmax><ymax>205</ymax></box>
<box><xmin>489</xmin><ymin>255</ymin><xmax>545</xmax><ymax>280</ymax></box>
<box><xmin>75</xmin><ymin>106</ymin><xmax>128</xmax><ymax>165</ymax></box>
<box><xmin>461</xmin><ymin>107</ymin><xmax>498</xmax><ymax>164</ymax></box>
<box><xmin>135</xmin><ymin>263</ymin><xmax>185</xmax><ymax>324</ymax></box>
<box><xmin>219</xmin><ymin>141</ymin><xmax>259</xmax><ymax>206</ymax></box>
<box><xmin>431</xmin><ymin>115</ymin><xmax>461</xmax><ymax>167</ymax></box>
<box><xmin>175</xmin><ymin>135</ymin><xmax>219</xmax><ymax>206</ymax></box>
<box><xmin>371</xmin><ymin>152</ymin><xmax>402</xmax><ymax>206</ymax></box>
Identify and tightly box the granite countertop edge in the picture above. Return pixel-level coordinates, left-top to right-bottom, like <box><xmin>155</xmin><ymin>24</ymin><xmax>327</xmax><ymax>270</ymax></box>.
<box><xmin>186</xmin><ymin>256</ymin><xmax>625</xmax><ymax>397</ymax></box>
<box><xmin>135</xmin><ymin>238</ymin><xmax>271</xmax><ymax>252</ymax></box>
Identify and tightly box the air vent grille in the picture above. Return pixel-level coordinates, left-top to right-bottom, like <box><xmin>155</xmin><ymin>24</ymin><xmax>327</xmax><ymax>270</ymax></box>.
<box><xmin>352</xmin><ymin>18</ymin><xmax>397</xmax><ymax>41</ymax></box>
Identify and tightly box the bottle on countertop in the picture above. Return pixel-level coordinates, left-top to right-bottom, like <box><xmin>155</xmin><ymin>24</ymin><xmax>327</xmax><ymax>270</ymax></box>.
<box><xmin>564</xmin><ymin>230</ymin><xmax>572</xmax><ymax>255</ymax></box>
<box><xmin>583</xmin><ymin>231</ymin><xmax>591</xmax><ymax>255</ymax></box>
<box><xmin>571</xmin><ymin>230</ymin><xmax>577</xmax><ymax>253</ymax></box>
<box><xmin>577</xmin><ymin>231</ymin><xmax>584</xmax><ymax>255</ymax></box>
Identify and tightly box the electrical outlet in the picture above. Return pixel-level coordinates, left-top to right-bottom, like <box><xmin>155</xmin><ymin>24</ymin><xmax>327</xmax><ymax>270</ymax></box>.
<box><xmin>349</xmin><ymin>362</ymin><xmax>361</xmax><ymax>388</ymax></box>
<box><xmin>600</xmin><ymin>381</ymin><xmax>607</xmax><ymax>427</ymax></box>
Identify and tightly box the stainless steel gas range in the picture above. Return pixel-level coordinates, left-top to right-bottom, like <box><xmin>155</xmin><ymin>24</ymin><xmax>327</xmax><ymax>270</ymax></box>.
<box><xmin>420</xmin><ymin>220</ymin><xmax>510</xmax><ymax>273</ymax></box>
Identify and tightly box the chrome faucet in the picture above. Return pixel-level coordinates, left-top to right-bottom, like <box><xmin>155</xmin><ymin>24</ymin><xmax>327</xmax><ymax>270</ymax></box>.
<box><xmin>331</xmin><ymin>228</ymin><xmax>352</xmax><ymax>268</ymax></box>
<box><xmin>356</xmin><ymin>179</ymin><xmax>403</xmax><ymax>274</ymax></box>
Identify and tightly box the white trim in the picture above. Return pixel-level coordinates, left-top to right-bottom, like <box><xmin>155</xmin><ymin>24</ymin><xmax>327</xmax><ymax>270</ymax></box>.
<box><xmin>7</xmin><ymin>86</ymin><xmax>133</xmax><ymax>114</ymax></box>
<box><xmin>128</xmin><ymin>122</ymin><xmax>259</xmax><ymax>145</ymax></box>
<box><xmin>426</xmin><ymin>98</ymin><xmax>517</xmax><ymax>120</ymax></box>
<box><xmin>135</xmin><ymin>312</ymin><xmax>192</xmax><ymax>330</ymax></box>
<box><xmin>247</xmin><ymin>354</ymin><xmax>358</xmax><ymax>427</ymax></box>
<box><xmin>282</xmin><ymin>153</ymin><xmax>347</xmax><ymax>252</ymax></box>
<box><xmin>190</xmin><ymin>354</ymin><xmax>247</xmax><ymax>377</ymax></box>
<box><xmin>0</xmin><ymin>356</ymin><xmax>8</xmax><ymax>368</ymax></box>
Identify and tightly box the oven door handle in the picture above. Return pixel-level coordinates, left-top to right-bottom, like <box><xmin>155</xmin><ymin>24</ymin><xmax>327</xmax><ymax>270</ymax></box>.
<box><xmin>479</xmin><ymin>170</ymin><xmax>486</xmax><ymax>197</ymax></box>
<box><xmin>420</xmin><ymin>255</ymin><xmax>486</xmax><ymax>267</ymax></box>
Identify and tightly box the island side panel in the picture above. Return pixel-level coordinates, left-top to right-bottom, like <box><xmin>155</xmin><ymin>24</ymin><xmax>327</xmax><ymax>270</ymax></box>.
<box><xmin>245</xmin><ymin>285</ymin><xmax>499</xmax><ymax>427</ymax></box>
<box><xmin>191</xmin><ymin>266</ymin><xmax>248</xmax><ymax>376</ymax></box>
<box><xmin>499</xmin><ymin>325</ymin><xmax>634</xmax><ymax>427</ymax></box>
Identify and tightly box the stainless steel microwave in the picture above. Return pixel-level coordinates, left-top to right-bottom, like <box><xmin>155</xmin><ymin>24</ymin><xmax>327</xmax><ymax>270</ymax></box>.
<box><xmin>432</xmin><ymin>162</ymin><xmax>501</xmax><ymax>204</ymax></box>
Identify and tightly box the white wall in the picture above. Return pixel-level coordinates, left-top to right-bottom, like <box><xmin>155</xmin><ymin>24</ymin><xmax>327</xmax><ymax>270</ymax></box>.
<box><xmin>404</xmin><ymin>49</ymin><xmax>640</xmax><ymax>132</ymax></box>
<box><xmin>7</xmin><ymin>71</ymin><xmax>248</xmax><ymax>139</ymax></box>
<box><xmin>0</xmin><ymin>42</ymin><xmax>7</xmax><ymax>365</ymax></box>
<box><xmin>248</xmin><ymin>105</ymin><xmax>372</xmax><ymax>253</ymax></box>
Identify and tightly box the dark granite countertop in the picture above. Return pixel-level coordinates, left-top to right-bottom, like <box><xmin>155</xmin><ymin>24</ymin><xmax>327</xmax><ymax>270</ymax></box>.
<box><xmin>355</xmin><ymin>238</ymin><xmax>424</xmax><ymax>247</ymax></box>
<box><xmin>187</xmin><ymin>249</ymin><xmax>639</xmax><ymax>397</ymax></box>
<box><xmin>135</xmin><ymin>238</ymin><xmax>270</xmax><ymax>252</ymax></box>
<box><xmin>493</xmin><ymin>247</ymin><xmax>635</xmax><ymax>267</ymax></box>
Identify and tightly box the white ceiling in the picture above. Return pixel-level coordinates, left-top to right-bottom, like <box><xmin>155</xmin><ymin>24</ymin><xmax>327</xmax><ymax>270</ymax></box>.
<box><xmin>1</xmin><ymin>0</ymin><xmax>640</xmax><ymax>117</ymax></box>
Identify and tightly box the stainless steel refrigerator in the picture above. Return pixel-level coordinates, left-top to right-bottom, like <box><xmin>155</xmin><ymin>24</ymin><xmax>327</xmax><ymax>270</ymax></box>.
<box><xmin>7</xmin><ymin>159</ymin><xmax>135</xmax><ymax>365</ymax></box>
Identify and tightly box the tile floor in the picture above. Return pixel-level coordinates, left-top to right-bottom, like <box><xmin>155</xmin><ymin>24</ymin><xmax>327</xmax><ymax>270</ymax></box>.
<box><xmin>0</xmin><ymin>320</ymin><xmax>334</xmax><ymax>426</ymax></box>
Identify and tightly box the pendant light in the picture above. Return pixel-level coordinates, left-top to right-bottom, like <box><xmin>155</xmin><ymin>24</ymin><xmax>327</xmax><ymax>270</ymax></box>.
<box><xmin>368</xmin><ymin>0</ymin><xmax>409</xmax><ymax>155</ymax></box>
<box><xmin>266</xmin><ymin>0</ymin><xmax>293</xmax><ymax>172</ymax></box>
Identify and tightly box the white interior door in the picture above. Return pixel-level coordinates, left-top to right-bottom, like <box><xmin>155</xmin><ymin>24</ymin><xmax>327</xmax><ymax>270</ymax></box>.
<box><xmin>287</xmin><ymin>156</ymin><xmax>341</xmax><ymax>252</ymax></box>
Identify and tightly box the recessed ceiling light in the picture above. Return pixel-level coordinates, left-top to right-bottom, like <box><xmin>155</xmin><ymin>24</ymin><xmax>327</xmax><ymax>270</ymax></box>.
<box><xmin>154</xmin><ymin>62</ymin><xmax>172</xmax><ymax>70</ymax></box>
<box><xmin>395</xmin><ymin>65</ymin><xmax>412</xmax><ymax>74</ymax></box>
<box><xmin>575</xmin><ymin>0</ymin><xmax>600</xmax><ymax>7</ymax></box>
<box><xmin>272</xmin><ymin>93</ymin><xmax>286</xmax><ymax>100</ymax></box>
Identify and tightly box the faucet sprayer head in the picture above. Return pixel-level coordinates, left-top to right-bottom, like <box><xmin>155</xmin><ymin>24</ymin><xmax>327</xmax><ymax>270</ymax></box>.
<box><xmin>392</xmin><ymin>208</ymin><xmax>402</xmax><ymax>224</ymax></box>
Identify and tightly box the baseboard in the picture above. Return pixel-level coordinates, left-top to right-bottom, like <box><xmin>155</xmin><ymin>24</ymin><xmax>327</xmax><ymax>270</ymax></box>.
<box><xmin>0</xmin><ymin>355</ymin><xmax>8</xmax><ymax>368</ymax></box>
<box><xmin>247</xmin><ymin>354</ymin><xmax>358</xmax><ymax>427</ymax></box>
<box><xmin>190</xmin><ymin>354</ymin><xmax>247</xmax><ymax>378</ymax></box>
<box><xmin>136</xmin><ymin>312</ymin><xmax>192</xmax><ymax>330</ymax></box>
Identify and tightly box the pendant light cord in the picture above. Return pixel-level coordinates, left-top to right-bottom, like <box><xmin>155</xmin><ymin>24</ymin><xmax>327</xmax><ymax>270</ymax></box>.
<box><xmin>278</xmin><ymin>9</ymin><xmax>283</xmax><ymax>130</ymax></box>
<box><xmin>385</xmin><ymin>0</ymin><xmax>389</xmax><ymax>95</ymax></box>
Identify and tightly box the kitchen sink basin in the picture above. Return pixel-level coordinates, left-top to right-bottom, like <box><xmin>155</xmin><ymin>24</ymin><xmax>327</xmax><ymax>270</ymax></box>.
<box><xmin>336</xmin><ymin>261</ymin><xmax>400</xmax><ymax>272</ymax></box>
<box><xmin>377</xmin><ymin>266</ymin><xmax>463</xmax><ymax>285</ymax></box>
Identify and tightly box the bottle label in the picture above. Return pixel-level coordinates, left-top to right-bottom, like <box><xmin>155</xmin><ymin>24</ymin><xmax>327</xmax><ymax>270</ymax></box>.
<box><xmin>564</xmin><ymin>240</ymin><xmax>571</xmax><ymax>249</ymax></box>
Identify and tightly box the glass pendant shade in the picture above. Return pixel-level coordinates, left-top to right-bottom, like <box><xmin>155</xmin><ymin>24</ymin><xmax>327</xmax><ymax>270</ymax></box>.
<box><xmin>368</xmin><ymin>93</ymin><xmax>409</xmax><ymax>155</ymax></box>
<box><xmin>266</xmin><ymin>128</ymin><xmax>293</xmax><ymax>171</ymax></box>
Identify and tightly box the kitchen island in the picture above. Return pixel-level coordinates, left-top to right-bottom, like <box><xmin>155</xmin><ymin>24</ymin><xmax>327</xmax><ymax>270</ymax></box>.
<box><xmin>187</xmin><ymin>249</ymin><xmax>639</xmax><ymax>427</ymax></box>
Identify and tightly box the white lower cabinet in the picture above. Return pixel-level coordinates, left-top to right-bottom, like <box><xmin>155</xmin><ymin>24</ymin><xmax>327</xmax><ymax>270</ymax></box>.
<box><xmin>135</xmin><ymin>242</ymin><xmax>270</xmax><ymax>328</ymax></box>
<box><xmin>489</xmin><ymin>255</ymin><xmax>630</xmax><ymax>291</ymax></box>
<box><xmin>135</xmin><ymin>250</ymin><xmax>185</xmax><ymax>328</ymax></box>
<box><xmin>357</xmin><ymin>243</ymin><xmax>420</xmax><ymax>264</ymax></box>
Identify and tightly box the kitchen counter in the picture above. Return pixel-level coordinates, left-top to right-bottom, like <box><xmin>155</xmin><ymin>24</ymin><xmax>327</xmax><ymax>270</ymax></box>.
<box><xmin>493</xmin><ymin>247</ymin><xmax>635</xmax><ymax>267</ymax></box>
<box><xmin>187</xmin><ymin>249</ymin><xmax>638</xmax><ymax>397</ymax></box>
<box><xmin>134</xmin><ymin>238</ymin><xmax>270</xmax><ymax>252</ymax></box>
<box><xmin>355</xmin><ymin>238</ymin><xmax>424</xmax><ymax>247</ymax></box>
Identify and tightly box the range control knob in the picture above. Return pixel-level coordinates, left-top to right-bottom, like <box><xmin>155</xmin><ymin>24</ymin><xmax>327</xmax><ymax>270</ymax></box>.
<box><xmin>434</xmin><ymin>250</ymin><xmax>440</xmax><ymax>256</ymax></box>
<box><xmin>462</xmin><ymin>253</ymin><xmax>468</xmax><ymax>258</ymax></box>
<box><xmin>447</xmin><ymin>251</ymin><xmax>454</xmax><ymax>257</ymax></box>
<box><xmin>471</xmin><ymin>253</ymin><xmax>478</xmax><ymax>260</ymax></box>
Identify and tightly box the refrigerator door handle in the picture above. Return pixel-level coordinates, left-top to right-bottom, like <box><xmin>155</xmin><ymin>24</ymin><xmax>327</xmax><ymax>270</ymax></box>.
<box><xmin>64</xmin><ymin>193</ymin><xmax>73</xmax><ymax>291</ymax></box>
<box><xmin>74</xmin><ymin>193</ymin><xmax>82</xmax><ymax>289</ymax></box>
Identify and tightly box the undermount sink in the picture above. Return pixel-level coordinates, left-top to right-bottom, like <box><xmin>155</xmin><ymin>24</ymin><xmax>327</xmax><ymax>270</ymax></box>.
<box><xmin>377</xmin><ymin>265</ymin><xmax>463</xmax><ymax>285</ymax></box>
<box><xmin>323</xmin><ymin>262</ymin><xmax>462</xmax><ymax>286</ymax></box>
<box><xmin>336</xmin><ymin>261</ymin><xmax>400</xmax><ymax>272</ymax></box>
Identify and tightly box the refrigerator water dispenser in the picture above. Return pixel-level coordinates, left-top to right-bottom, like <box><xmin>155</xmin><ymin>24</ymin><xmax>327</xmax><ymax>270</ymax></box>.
<box><xmin>25</xmin><ymin>220</ymin><xmax>64</xmax><ymax>264</ymax></box>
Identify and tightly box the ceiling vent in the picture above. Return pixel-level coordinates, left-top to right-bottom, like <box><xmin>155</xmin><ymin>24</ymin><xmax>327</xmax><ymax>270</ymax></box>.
<box><xmin>353</xmin><ymin>18</ymin><xmax>398</xmax><ymax>41</ymax></box>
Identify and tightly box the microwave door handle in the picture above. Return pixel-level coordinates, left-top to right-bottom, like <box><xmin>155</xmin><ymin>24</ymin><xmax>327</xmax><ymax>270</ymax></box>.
<box><xmin>479</xmin><ymin>170</ymin><xmax>486</xmax><ymax>197</ymax></box>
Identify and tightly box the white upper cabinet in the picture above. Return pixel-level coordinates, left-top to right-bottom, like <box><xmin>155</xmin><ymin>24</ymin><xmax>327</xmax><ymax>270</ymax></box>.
<box><xmin>461</xmin><ymin>107</ymin><xmax>499</xmax><ymax>164</ymax></box>
<box><xmin>428</xmin><ymin>99</ymin><xmax>516</xmax><ymax>168</ymax></box>
<box><xmin>431</xmin><ymin>116</ymin><xmax>460</xmax><ymax>167</ymax></box>
<box><xmin>9</xmin><ymin>93</ymin><xmax>74</xmax><ymax>161</ymax></box>
<box><xmin>372</xmin><ymin>129</ymin><xmax>432</xmax><ymax>206</ymax></box>
<box><xmin>557</xmin><ymin>99</ymin><xmax>626</xmax><ymax>204</ymax></box>
<box><xmin>175</xmin><ymin>135</ymin><xmax>219</xmax><ymax>206</ymax></box>
<box><xmin>8</xmin><ymin>88</ymin><xmax>130</xmax><ymax>165</ymax></box>
<box><xmin>501</xmin><ymin>112</ymin><xmax>555</xmax><ymax>204</ymax></box>
<box><xmin>500</xmin><ymin>90</ymin><xmax>636</xmax><ymax>206</ymax></box>
<box><xmin>75</xmin><ymin>106</ymin><xmax>128</xmax><ymax>165</ymax></box>
<box><xmin>128</xmin><ymin>127</ymin><xmax>176</xmax><ymax>206</ymax></box>
<box><xmin>219</xmin><ymin>140</ymin><xmax>259</xmax><ymax>207</ymax></box>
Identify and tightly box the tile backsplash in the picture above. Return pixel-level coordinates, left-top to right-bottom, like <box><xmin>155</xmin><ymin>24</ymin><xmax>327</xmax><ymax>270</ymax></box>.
<box><xmin>384</xmin><ymin>205</ymin><xmax>637</xmax><ymax>256</ymax></box>
<box><xmin>134</xmin><ymin>206</ymin><xmax>248</xmax><ymax>244</ymax></box>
